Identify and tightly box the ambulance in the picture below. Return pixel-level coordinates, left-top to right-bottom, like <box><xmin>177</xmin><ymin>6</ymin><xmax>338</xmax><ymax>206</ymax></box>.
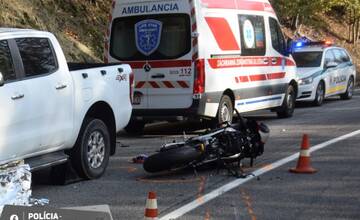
<box><xmin>104</xmin><ymin>0</ymin><xmax>299</xmax><ymax>133</ymax></box>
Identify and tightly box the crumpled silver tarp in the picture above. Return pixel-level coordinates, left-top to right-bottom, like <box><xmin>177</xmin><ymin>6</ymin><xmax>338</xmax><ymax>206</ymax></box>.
<box><xmin>0</xmin><ymin>162</ymin><xmax>49</xmax><ymax>216</ymax></box>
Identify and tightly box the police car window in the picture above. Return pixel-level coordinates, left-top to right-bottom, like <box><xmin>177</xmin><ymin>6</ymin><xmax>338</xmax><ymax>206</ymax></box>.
<box><xmin>269</xmin><ymin>17</ymin><xmax>286</xmax><ymax>55</ymax></box>
<box><xmin>0</xmin><ymin>40</ymin><xmax>16</xmax><ymax>82</ymax></box>
<box><xmin>16</xmin><ymin>38</ymin><xmax>58</xmax><ymax>77</ymax></box>
<box><xmin>333</xmin><ymin>49</ymin><xmax>343</xmax><ymax>63</ymax></box>
<box><xmin>325</xmin><ymin>50</ymin><xmax>335</xmax><ymax>64</ymax></box>
<box><xmin>292</xmin><ymin>52</ymin><xmax>323</xmax><ymax>67</ymax></box>
<box><xmin>110</xmin><ymin>14</ymin><xmax>191</xmax><ymax>61</ymax></box>
<box><xmin>238</xmin><ymin>15</ymin><xmax>266</xmax><ymax>56</ymax></box>
<box><xmin>339</xmin><ymin>50</ymin><xmax>350</xmax><ymax>62</ymax></box>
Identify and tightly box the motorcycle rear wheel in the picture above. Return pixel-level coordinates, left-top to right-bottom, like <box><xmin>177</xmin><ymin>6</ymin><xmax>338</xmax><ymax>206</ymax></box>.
<box><xmin>143</xmin><ymin>145</ymin><xmax>203</xmax><ymax>173</ymax></box>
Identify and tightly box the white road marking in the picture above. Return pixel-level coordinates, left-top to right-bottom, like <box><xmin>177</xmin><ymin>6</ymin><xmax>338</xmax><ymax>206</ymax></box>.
<box><xmin>160</xmin><ymin>129</ymin><xmax>360</xmax><ymax>220</ymax></box>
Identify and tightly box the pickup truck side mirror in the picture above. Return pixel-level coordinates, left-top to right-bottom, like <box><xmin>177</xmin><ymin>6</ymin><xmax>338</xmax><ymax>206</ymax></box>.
<box><xmin>325</xmin><ymin>61</ymin><xmax>339</xmax><ymax>69</ymax></box>
<box><xmin>0</xmin><ymin>72</ymin><xmax>4</xmax><ymax>87</ymax></box>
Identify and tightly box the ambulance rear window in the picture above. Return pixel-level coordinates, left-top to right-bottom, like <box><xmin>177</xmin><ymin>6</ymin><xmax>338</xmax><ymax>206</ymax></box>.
<box><xmin>110</xmin><ymin>14</ymin><xmax>191</xmax><ymax>61</ymax></box>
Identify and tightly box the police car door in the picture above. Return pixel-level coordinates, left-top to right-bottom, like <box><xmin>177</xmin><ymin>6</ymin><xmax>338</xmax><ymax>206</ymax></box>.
<box><xmin>323</xmin><ymin>49</ymin><xmax>340</xmax><ymax>96</ymax></box>
<box><xmin>339</xmin><ymin>49</ymin><xmax>354</xmax><ymax>92</ymax></box>
<box><xmin>334</xmin><ymin>49</ymin><xmax>350</xmax><ymax>94</ymax></box>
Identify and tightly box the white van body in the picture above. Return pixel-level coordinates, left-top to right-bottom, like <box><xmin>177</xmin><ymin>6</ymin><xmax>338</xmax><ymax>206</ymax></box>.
<box><xmin>105</xmin><ymin>0</ymin><xmax>298</xmax><ymax>127</ymax></box>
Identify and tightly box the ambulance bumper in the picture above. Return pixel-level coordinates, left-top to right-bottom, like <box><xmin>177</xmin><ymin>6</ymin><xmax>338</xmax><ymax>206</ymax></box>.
<box><xmin>132</xmin><ymin>99</ymin><xmax>203</xmax><ymax>120</ymax></box>
<box><xmin>131</xmin><ymin>93</ymin><xmax>220</xmax><ymax>121</ymax></box>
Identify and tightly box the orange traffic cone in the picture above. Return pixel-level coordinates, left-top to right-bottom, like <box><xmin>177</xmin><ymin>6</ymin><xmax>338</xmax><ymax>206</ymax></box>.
<box><xmin>145</xmin><ymin>192</ymin><xmax>158</xmax><ymax>220</ymax></box>
<box><xmin>290</xmin><ymin>134</ymin><xmax>317</xmax><ymax>174</ymax></box>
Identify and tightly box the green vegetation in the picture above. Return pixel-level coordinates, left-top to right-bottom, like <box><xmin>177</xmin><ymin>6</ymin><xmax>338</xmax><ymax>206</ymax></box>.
<box><xmin>0</xmin><ymin>0</ymin><xmax>111</xmax><ymax>62</ymax></box>
<box><xmin>0</xmin><ymin>0</ymin><xmax>359</xmax><ymax>80</ymax></box>
<box><xmin>271</xmin><ymin>0</ymin><xmax>360</xmax><ymax>44</ymax></box>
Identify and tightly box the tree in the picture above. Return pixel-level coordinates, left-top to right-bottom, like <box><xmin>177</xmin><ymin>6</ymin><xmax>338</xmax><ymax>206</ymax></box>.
<box><xmin>270</xmin><ymin>0</ymin><xmax>328</xmax><ymax>30</ymax></box>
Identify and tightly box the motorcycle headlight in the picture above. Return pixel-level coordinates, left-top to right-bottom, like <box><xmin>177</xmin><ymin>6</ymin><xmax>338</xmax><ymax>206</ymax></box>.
<box><xmin>299</xmin><ymin>77</ymin><xmax>313</xmax><ymax>85</ymax></box>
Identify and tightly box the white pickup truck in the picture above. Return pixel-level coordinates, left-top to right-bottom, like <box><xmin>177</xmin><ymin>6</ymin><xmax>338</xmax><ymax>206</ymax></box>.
<box><xmin>0</xmin><ymin>29</ymin><xmax>133</xmax><ymax>179</ymax></box>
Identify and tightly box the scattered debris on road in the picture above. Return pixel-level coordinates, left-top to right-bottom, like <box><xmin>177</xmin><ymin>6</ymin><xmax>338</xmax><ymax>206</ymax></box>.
<box><xmin>132</xmin><ymin>154</ymin><xmax>148</xmax><ymax>164</ymax></box>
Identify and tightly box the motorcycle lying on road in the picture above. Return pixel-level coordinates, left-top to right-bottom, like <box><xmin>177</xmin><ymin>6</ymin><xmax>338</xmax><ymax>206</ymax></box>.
<box><xmin>143</xmin><ymin>110</ymin><xmax>270</xmax><ymax>177</ymax></box>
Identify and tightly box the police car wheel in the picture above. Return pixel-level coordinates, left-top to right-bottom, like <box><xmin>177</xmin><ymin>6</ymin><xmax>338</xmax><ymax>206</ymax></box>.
<box><xmin>276</xmin><ymin>85</ymin><xmax>296</xmax><ymax>118</ymax></box>
<box><xmin>340</xmin><ymin>77</ymin><xmax>354</xmax><ymax>100</ymax></box>
<box><xmin>217</xmin><ymin>95</ymin><xmax>234</xmax><ymax>125</ymax></box>
<box><xmin>313</xmin><ymin>82</ymin><xmax>325</xmax><ymax>106</ymax></box>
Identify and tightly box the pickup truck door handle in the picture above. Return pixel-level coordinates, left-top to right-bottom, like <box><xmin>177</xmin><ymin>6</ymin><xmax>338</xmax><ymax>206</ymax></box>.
<box><xmin>55</xmin><ymin>84</ymin><xmax>67</xmax><ymax>90</ymax></box>
<box><xmin>151</xmin><ymin>74</ymin><xmax>165</xmax><ymax>79</ymax></box>
<box><xmin>263</xmin><ymin>59</ymin><xmax>269</xmax><ymax>65</ymax></box>
<box><xmin>11</xmin><ymin>94</ymin><xmax>25</xmax><ymax>100</ymax></box>
<box><xmin>100</xmin><ymin>70</ymin><xmax>107</xmax><ymax>76</ymax></box>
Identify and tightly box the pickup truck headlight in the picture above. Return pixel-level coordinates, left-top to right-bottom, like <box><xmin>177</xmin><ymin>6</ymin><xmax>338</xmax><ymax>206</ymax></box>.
<box><xmin>299</xmin><ymin>77</ymin><xmax>313</xmax><ymax>85</ymax></box>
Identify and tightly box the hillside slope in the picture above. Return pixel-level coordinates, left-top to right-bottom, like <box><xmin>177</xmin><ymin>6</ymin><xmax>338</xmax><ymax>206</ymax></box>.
<box><xmin>0</xmin><ymin>0</ymin><xmax>359</xmax><ymax>82</ymax></box>
<box><xmin>0</xmin><ymin>0</ymin><xmax>111</xmax><ymax>62</ymax></box>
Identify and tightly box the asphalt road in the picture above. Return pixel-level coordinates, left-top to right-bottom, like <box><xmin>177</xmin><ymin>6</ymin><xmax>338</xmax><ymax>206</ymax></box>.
<box><xmin>32</xmin><ymin>91</ymin><xmax>360</xmax><ymax>220</ymax></box>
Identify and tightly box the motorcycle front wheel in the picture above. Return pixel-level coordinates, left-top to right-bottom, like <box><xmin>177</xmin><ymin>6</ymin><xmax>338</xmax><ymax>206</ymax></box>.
<box><xmin>143</xmin><ymin>145</ymin><xmax>203</xmax><ymax>173</ymax></box>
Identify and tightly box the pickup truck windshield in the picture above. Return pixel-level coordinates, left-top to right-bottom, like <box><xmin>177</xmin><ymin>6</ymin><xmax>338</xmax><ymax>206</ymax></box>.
<box><xmin>293</xmin><ymin>52</ymin><xmax>323</xmax><ymax>68</ymax></box>
<box><xmin>110</xmin><ymin>14</ymin><xmax>191</xmax><ymax>61</ymax></box>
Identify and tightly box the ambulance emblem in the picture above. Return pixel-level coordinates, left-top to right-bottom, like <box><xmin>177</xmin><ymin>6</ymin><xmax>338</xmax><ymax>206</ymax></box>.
<box><xmin>135</xmin><ymin>19</ymin><xmax>163</xmax><ymax>56</ymax></box>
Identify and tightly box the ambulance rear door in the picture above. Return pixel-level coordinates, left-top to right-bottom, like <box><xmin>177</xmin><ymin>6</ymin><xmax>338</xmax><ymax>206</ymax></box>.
<box><xmin>110</xmin><ymin>1</ymin><xmax>194</xmax><ymax>110</ymax></box>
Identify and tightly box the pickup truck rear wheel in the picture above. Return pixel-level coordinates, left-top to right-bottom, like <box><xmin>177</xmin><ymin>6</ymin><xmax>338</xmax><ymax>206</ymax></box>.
<box><xmin>71</xmin><ymin>118</ymin><xmax>110</xmax><ymax>179</ymax></box>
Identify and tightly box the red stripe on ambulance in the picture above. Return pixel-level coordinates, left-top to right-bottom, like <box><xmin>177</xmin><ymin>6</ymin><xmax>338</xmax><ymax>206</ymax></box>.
<box><xmin>135</xmin><ymin>81</ymin><xmax>190</xmax><ymax>89</ymax></box>
<box><xmin>201</xmin><ymin>0</ymin><xmax>275</xmax><ymax>14</ymax></box>
<box><xmin>208</xmin><ymin>57</ymin><xmax>295</xmax><ymax>69</ymax></box>
<box><xmin>235</xmin><ymin>72</ymin><xmax>286</xmax><ymax>83</ymax></box>
<box><xmin>177</xmin><ymin>81</ymin><xmax>190</xmax><ymax>88</ymax></box>
<box><xmin>267</xmin><ymin>72</ymin><xmax>286</xmax><ymax>80</ymax></box>
<box><xmin>205</xmin><ymin>17</ymin><xmax>240</xmax><ymax>51</ymax></box>
<box><xmin>239</xmin><ymin>76</ymin><xmax>250</xmax><ymax>82</ymax></box>
<box><xmin>250</xmin><ymin>74</ymin><xmax>267</xmax><ymax>81</ymax></box>
<box><xmin>163</xmin><ymin>81</ymin><xmax>175</xmax><ymax>88</ymax></box>
<box><xmin>136</xmin><ymin>81</ymin><xmax>146</xmax><ymax>89</ymax></box>
<box><xmin>149</xmin><ymin>81</ymin><xmax>160</xmax><ymax>88</ymax></box>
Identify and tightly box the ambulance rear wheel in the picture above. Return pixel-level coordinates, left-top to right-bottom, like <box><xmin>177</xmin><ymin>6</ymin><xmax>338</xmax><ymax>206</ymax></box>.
<box><xmin>276</xmin><ymin>85</ymin><xmax>296</xmax><ymax>118</ymax></box>
<box><xmin>124</xmin><ymin>119</ymin><xmax>145</xmax><ymax>135</ymax></box>
<box><xmin>216</xmin><ymin>95</ymin><xmax>234</xmax><ymax>125</ymax></box>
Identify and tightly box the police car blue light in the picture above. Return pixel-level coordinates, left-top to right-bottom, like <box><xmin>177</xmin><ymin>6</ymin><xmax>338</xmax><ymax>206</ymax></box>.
<box><xmin>295</xmin><ymin>42</ymin><xmax>304</xmax><ymax>47</ymax></box>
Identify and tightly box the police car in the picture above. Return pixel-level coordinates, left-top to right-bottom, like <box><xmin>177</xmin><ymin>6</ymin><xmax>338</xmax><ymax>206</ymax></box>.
<box><xmin>292</xmin><ymin>41</ymin><xmax>356</xmax><ymax>106</ymax></box>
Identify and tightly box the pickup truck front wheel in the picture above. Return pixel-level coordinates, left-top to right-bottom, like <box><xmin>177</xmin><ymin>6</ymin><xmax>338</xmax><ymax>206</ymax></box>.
<box><xmin>71</xmin><ymin>118</ymin><xmax>110</xmax><ymax>179</ymax></box>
